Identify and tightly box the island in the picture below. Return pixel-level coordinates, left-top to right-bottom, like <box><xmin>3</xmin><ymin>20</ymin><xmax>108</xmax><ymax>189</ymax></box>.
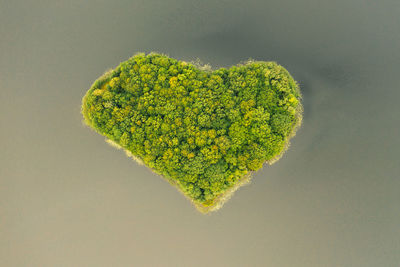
<box><xmin>81</xmin><ymin>52</ymin><xmax>303</xmax><ymax>213</ymax></box>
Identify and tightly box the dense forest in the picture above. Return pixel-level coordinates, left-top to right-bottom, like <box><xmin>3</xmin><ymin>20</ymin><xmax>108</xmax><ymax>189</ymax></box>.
<box><xmin>82</xmin><ymin>52</ymin><xmax>302</xmax><ymax>212</ymax></box>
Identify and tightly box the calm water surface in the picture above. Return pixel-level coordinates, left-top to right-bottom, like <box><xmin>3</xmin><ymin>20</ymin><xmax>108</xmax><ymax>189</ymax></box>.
<box><xmin>1</xmin><ymin>0</ymin><xmax>399</xmax><ymax>266</ymax></box>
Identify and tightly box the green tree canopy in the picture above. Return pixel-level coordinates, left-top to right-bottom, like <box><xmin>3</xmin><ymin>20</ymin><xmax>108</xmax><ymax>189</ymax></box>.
<box><xmin>82</xmin><ymin>52</ymin><xmax>303</xmax><ymax>213</ymax></box>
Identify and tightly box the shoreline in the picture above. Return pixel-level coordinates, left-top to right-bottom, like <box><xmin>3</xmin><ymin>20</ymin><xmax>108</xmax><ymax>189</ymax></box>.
<box><xmin>81</xmin><ymin>54</ymin><xmax>304</xmax><ymax>214</ymax></box>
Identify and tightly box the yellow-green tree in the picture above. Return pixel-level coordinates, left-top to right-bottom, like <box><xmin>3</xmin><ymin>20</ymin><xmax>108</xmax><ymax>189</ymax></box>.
<box><xmin>81</xmin><ymin>52</ymin><xmax>302</xmax><ymax>212</ymax></box>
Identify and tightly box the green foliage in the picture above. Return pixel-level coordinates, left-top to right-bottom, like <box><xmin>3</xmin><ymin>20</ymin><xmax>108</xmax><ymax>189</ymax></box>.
<box><xmin>82</xmin><ymin>52</ymin><xmax>302</xmax><ymax>212</ymax></box>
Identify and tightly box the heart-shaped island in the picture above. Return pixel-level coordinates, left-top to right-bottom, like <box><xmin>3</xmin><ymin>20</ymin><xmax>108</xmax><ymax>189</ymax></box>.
<box><xmin>82</xmin><ymin>52</ymin><xmax>303</xmax><ymax>213</ymax></box>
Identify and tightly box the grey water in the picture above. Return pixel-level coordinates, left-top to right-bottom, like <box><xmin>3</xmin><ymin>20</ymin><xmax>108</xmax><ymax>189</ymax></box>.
<box><xmin>1</xmin><ymin>0</ymin><xmax>399</xmax><ymax>266</ymax></box>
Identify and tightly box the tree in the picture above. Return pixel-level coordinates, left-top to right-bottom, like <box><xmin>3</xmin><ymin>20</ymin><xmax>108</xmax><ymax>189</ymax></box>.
<box><xmin>81</xmin><ymin>52</ymin><xmax>302</xmax><ymax>213</ymax></box>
